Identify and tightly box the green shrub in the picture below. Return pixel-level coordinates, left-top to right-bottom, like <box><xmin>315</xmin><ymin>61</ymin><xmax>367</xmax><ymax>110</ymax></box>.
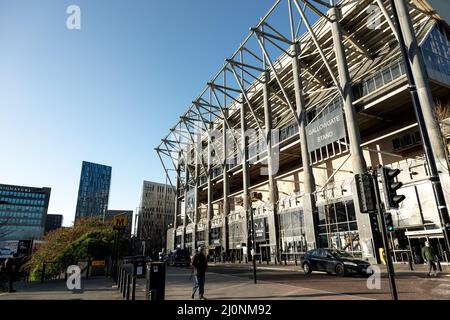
<box><xmin>24</xmin><ymin>218</ymin><xmax>129</xmax><ymax>281</ymax></box>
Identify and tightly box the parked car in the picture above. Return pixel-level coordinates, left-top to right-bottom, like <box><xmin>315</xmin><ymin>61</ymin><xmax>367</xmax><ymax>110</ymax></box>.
<box><xmin>167</xmin><ymin>249</ymin><xmax>191</xmax><ymax>266</ymax></box>
<box><xmin>301</xmin><ymin>248</ymin><xmax>371</xmax><ymax>277</ymax></box>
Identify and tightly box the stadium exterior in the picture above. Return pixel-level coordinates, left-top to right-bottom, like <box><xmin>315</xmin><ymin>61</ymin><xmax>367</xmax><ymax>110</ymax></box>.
<box><xmin>157</xmin><ymin>0</ymin><xmax>450</xmax><ymax>264</ymax></box>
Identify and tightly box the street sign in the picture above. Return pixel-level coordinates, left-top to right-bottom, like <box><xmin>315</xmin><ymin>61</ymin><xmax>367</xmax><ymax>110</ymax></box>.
<box><xmin>91</xmin><ymin>260</ymin><xmax>105</xmax><ymax>267</ymax></box>
<box><xmin>113</xmin><ymin>214</ymin><xmax>127</xmax><ymax>230</ymax></box>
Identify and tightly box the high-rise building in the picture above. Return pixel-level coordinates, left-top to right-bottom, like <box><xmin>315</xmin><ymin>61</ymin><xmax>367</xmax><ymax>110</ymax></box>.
<box><xmin>0</xmin><ymin>183</ymin><xmax>51</xmax><ymax>241</ymax></box>
<box><xmin>105</xmin><ymin>210</ymin><xmax>133</xmax><ymax>237</ymax></box>
<box><xmin>44</xmin><ymin>214</ymin><xmax>63</xmax><ymax>234</ymax></box>
<box><xmin>137</xmin><ymin>181</ymin><xmax>175</xmax><ymax>254</ymax></box>
<box><xmin>75</xmin><ymin>161</ymin><xmax>112</xmax><ymax>221</ymax></box>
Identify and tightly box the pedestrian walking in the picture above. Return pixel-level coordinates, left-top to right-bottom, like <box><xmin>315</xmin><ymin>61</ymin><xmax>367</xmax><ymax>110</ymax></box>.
<box><xmin>191</xmin><ymin>247</ymin><xmax>208</xmax><ymax>300</ymax></box>
<box><xmin>422</xmin><ymin>241</ymin><xmax>438</xmax><ymax>277</ymax></box>
<box><xmin>4</xmin><ymin>254</ymin><xmax>18</xmax><ymax>293</ymax></box>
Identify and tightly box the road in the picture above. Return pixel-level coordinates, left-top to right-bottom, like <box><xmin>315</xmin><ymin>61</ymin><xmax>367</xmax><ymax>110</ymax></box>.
<box><xmin>148</xmin><ymin>263</ymin><xmax>450</xmax><ymax>300</ymax></box>
<box><xmin>1</xmin><ymin>263</ymin><xmax>449</xmax><ymax>300</ymax></box>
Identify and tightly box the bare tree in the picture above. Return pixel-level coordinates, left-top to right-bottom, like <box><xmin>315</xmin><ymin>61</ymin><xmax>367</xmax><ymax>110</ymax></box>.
<box><xmin>435</xmin><ymin>99</ymin><xmax>450</xmax><ymax>160</ymax></box>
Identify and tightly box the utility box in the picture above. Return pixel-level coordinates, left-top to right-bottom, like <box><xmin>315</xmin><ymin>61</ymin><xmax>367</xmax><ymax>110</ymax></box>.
<box><xmin>145</xmin><ymin>262</ymin><xmax>166</xmax><ymax>300</ymax></box>
<box><xmin>133</xmin><ymin>258</ymin><xmax>146</xmax><ymax>278</ymax></box>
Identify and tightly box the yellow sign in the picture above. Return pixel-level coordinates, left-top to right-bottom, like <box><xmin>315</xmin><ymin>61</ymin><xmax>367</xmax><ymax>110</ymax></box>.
<box><xmin>113</xmin><ymin>214</ymin><xmax>127</xmax><ymax>229</ymax></box>
<box><xmin>92</xmin><ymin>260</ymin><xmax>105</xmax><ymax>267</ymax></box>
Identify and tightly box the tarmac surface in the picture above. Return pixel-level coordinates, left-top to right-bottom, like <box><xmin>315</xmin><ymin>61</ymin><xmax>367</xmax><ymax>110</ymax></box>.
<box><xmin>1</xmin><ymin>262</ymin><xmax>449</xmax><ymax>300</ymax></box>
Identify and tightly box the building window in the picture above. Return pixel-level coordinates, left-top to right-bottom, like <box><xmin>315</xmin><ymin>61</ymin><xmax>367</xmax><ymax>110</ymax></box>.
<box><xmin>317</xmin><ymin>199</ymin><xmax>360</xmax><ymax>257</ymax></box>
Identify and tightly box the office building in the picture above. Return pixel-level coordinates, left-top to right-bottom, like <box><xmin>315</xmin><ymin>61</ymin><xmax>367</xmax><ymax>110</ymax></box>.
<box><xmin>44</xmin><ymin>214</ymin><xmax>63</xmax><ymax>234</ymax></box>
<box><xmin>0</xmin><ymin>183</ymin><xmax>51</xmax><ymax>241</ymax></box>
<box><xmin>137</xmin><ymin>181</ymin><xmax>175</xmax><ymax>254</ymax></box>
<box><xmin>75</xmin><ymin>161</ymin><xmax>112</xmax><ymax>221</ymax></box>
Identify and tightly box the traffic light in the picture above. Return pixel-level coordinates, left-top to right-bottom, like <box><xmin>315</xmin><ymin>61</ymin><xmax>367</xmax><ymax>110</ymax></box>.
<box><xmin>379</xmin><ymin>166</ymin><xmax>406</xmax><ymax>209</ymax></box>
<box><xmin>384</xmin><ymin>212</ymin><xmax>395</xmax><ymax>232</ymax></box>
<box><xmin>355</xmin><ymin>173</ymin><xmax>376</xmax><ymax>213</ymax></box>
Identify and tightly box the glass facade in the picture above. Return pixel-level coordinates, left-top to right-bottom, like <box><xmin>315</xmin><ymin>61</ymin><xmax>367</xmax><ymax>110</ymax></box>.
<box><xmin>279</xmin><ymin>209</ymin><xmax>307</xmax><ymax>260</ymax></box>
<box><xmin>44</xmin><ymin>214</ymin><xmax>63</xmax><ymax>234</ymax></box>
<box><xmin>353</xmin><ymin>59</ymin><xmax>406</xmax><ymax>100</ymax></box>
<box><xmin>317</xmin><ymin>199</ymin><xmax>361</xmax><ymax>257</ymax></box>
<box><xmin>75</xmin><ymin>161</ymin><xmax>111</xmax><ymax>220</ymax></box>
<box><xmin>0</xmin><ymin>184</ymin><xmax>51</xmax><ymax>240</ymax></box>
<box><xmin>422</xmin><ymin>24</ymin><xmax>450</xmax><ymax>85</ymax></box>
<box><xmin>209</xmin><ymin>227</ymin><xmax>222</xmax><ymax>246</ymax></box>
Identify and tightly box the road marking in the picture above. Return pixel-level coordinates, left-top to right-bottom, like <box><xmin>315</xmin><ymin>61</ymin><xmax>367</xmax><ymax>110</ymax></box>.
<box><xmin>206</xmin><ymin>270</ymin><xmax>374</xmax><ymax>300</ymax></box>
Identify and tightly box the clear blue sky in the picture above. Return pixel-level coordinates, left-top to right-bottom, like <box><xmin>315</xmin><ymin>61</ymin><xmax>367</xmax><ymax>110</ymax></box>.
<box><xmin>1</xmin><ymin>0</ymin><xmax>293</xmax><ymax>226</ymax></box>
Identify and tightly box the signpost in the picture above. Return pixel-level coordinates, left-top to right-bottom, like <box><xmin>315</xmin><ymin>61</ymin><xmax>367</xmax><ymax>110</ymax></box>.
<box><xmin>112</xmin><ymin>214</ymin><xmax>128</xmax><ymax>282</ymax></box>
<box><xmin>113</xmin><ymin>214</ymin><xmax>127</xmax><ymax>230</ymax></box>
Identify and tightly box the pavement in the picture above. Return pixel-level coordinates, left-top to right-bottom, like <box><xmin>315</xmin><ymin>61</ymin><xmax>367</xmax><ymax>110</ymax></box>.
<box><xmin>0</xmin><ymin>277</ymin><xmax>122</xmax><ymax>300</ymax></box>
<box><xmin>1</xmin><ymin>262</ymin><xmax>449</xmax><ymax>300</ymax></box>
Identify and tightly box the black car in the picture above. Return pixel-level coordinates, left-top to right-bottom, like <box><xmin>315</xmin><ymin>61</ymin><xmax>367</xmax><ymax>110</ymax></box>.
<box><xmin>301</xmin><ymin>248</ymin><xmax>371</xmax><ymax>277</ymax></box>
<box><xmin>167</xmin><ymin>249</ymin><xmax>191</xmax><ymax>266</ymax></box>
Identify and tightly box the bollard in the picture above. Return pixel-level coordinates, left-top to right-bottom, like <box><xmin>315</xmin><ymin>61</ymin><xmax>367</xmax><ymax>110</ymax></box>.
<box><xmin>131</xmin><ymin>276</ymin><xmax>136</xmax><ymax>301</ymax></box>
<box><xmin>126</xmin><ymin>274</ymin><xmax>131</xmax><ymax>300</ymax></box>
<box><xmin>120</xmin><ymin>269</ymin><xmax>125</xmax><ymax>293</ymax></box>
<box><xmin>118</xmin><ymin>267</ymin><xmax>122</xmax><ymax>290</ymax></box>
<box><xmin>121</xmin><ymin>272</ymin><xmax>126</xmax><ymax>297</ymax></box>
<box><xmin>122</xmin><ymin>272</ymin><xmax>128</xmax><ymax>298</ymax></box>
<box><xmin>117</xmin><ymin>266</ymin><xmax>121</xmax><ymax>288</ymax></box>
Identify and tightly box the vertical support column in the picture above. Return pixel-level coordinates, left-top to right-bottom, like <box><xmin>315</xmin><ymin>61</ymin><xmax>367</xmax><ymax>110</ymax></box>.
<box><xmin>192</xmin><ymin>141</ymin><xmax>200</xmax><ymax>254</ymax></box>
<box><xmin>330</xmin><ymin>5</ymin><xmax>366</xmax><ymax>175</ymax></box>
<box><xmin>162</xmin><ymin>177</ymin><xmax>168</xmax><ymax>252</ymax></box>
<box><xmin>291</xmin><ymin>43</ymin><xmax>319</xmax><ymax>249</ymax></box>
<box><xmin>205</xmin><ymin>124</ymin><xmax>213</xmax><ymax>253</ymax></box>
<box><xmin>262</xmin><ymin>70</ymin><xmax>280</xmax><ymax>262</ymax></box>
<box><xmin>172</xmin><ymin>163</ymin><xmax>181</xmax><ymax>251</ymax></box>
<box><xmin>240</xmin><ymin>101</ymin><xmax>250</xmax><ymax>260</ymax></box>
<box><xmin>394</xmin><ymin>0</ymin><xmax>450</xmax><ymax>221</ymax></box>
<box><xmin>182</xmin><ymin>155</ymin><xmax>189</xmax><ymax>250</ymax></box>
<box><xmin>329</xmin><ymin>4</ymin><xmax>377</xmax><ymax>262</ymax></box>
<box><xmin>222</xmin><ymin>108</ymin><xmax>230</xmax><ymax>257</ymax></box>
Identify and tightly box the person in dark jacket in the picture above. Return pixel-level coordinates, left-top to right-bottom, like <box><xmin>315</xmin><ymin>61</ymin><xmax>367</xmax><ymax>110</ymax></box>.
<box><xmin>191</xmin><ymin>247</ymin><xmax>208</xmax><ymax>300</ymax></box>
<box><xmin>422</xmin><ymin>241</ymin><xmax>438</xmax><ymax>277</ymax></box>
<box><xmin>4</xmin><ymin>254</ymin><xmax>17</xmax><ymax>293</ymax></box>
